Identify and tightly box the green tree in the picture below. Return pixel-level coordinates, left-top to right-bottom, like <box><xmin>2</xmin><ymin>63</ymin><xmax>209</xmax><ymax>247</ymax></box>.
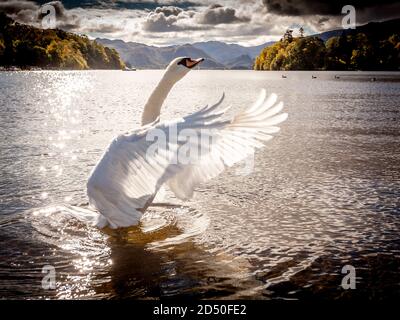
<box><xmin>283</xmin><ymin>29</ymin><xmax>294</xmax><ymax>43</ymax></box>
<box><xmin>376</xmin><ymin>34</ymin><xmax>400</xmax><ymax>70</ymax></box>
<box><xmin>350</xmin><ymin>33</ymin><xmax>375</xmax><ymax>70</ymax></box>
<box><xmin>299</xmin><ymin>27</ymin><xmax>305</xmax><ymax>38</ymax></box>
<box><xmin>325</xmin><ymin>36</ymin><xmax>347</xmax><ymax>70</ymax></box>
<box><xmin>0</xmin><ymin>37</ymin><xmax>5</xmax><ymax>61</ymax></box>
<box><xmin>284</xmin><ymin>37</ymin><xmax>326</xmax><ymax>70</ymax></box>
<box><xmin>254</xmin><ymin>41</ymin><xmax>285</xmax><ymax>70</ymax></box>
<box><xmin>0</xmin><ymin>12</ymin><xmax>124</xmax><ymax>69</ymax></box>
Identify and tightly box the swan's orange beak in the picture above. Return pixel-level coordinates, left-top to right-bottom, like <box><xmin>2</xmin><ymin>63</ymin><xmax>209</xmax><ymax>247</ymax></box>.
<box><xmin>186</xmin><ymin>57</ymin><xmax>204</xmax><ymax>68</ymax></box>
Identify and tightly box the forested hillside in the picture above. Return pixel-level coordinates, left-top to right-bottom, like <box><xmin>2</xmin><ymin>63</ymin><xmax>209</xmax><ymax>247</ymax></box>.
<box><xmin>0</xmin><ymin>13</ymin><xmax>124</xmax><ymax>70</ymax></box>
<box><xmin>254</xmin><ymin>20</ymin><xmax>400</xmax><ymax>71</ymax></box>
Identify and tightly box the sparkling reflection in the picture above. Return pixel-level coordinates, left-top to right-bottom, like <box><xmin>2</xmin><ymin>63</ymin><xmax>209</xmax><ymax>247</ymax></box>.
<box><xmin>0</xmin><ymin>71</ymin><xmax>399</xmax><ymax>299</ymax></box>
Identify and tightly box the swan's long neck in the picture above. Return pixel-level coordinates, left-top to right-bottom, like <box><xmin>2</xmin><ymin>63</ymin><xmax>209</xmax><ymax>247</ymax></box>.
<box><xmin>141</xmin><ymin>74</ymin><xmax>175</xmax><ymax>126</ymax></box>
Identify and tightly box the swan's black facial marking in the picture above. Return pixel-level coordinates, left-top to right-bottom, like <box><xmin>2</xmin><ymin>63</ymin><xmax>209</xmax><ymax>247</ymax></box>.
<box><xmin>178</xmin><ymin>57</ymin><xmax>204</xmax><ymax>69</ymax></box>
<box><xmin>177</xmin><ymin>58</ymin><xmax>188</xmax><ymax>67</ymax></box>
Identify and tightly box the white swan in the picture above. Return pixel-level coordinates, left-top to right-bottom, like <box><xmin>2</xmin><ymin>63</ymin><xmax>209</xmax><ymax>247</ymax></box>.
<box><xmin>87</xmin><ymin>57</ymin><xmax>288</xmax><ymax>229</ymax></box>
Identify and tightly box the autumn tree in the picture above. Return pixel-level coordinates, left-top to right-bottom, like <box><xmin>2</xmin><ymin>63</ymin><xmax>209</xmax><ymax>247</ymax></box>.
<box><xmin>282</xmin><ymin>29</ymin><xmax>294</xmax><ymax>43</ymax></box>
<box><xmin>0</xmin><ymin>13</ymin><xmax>125</xmax><ymax>70</ymax></box>
<box><xmin>299</xmin><ymin>27</ymin><xmax>305</xmax><ymax>38</ymax></box>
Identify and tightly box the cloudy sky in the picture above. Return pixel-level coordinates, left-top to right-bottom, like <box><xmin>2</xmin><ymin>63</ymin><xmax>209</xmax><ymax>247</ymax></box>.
<box><xmin>1</xmin><ymin>0</ymin><xmax>400</xmax><ymax>46</ymax></box>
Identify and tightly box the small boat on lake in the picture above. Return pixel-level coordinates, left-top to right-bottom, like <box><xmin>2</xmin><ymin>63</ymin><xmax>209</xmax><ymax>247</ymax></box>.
<box><xmin>123</xmin><ymin>66</ymin><xmax>136</xmax><ymax>71</ymax></box>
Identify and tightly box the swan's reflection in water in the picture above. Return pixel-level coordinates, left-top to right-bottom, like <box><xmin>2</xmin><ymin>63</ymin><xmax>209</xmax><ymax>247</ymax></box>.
<box><xmin>94</xmin><ymin>206</ymin><xmax>263</xmax><ymax>299</ymax></box>
<box><xmin>0</xmin><ymin>204</ymin><xmax>262</xmax><ymax>299</ymax></box>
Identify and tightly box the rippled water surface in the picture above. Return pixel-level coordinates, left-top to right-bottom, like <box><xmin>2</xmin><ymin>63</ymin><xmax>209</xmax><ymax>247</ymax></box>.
<box><xmin>0</xmin><ymin>70</ymin><xmax>399</xmax><ymax>299</ymax></box>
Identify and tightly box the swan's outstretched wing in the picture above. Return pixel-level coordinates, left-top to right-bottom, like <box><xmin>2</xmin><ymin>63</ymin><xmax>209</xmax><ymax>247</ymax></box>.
<box><xmin>87</xmin><ymin>89</ymin><xmax>287</xmax><ymax>228</ymax></box>
<box><xmin>166</xmin><ymin>89</ymin><xmax>287</xmax><ymax>199</ymax></box>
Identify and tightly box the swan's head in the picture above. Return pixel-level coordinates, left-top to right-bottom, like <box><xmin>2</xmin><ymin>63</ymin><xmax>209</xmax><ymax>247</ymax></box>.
<box><xmin>164</xmin><ymin>57</ymin><xmax>204</xmax><ymax>83</ymax></box>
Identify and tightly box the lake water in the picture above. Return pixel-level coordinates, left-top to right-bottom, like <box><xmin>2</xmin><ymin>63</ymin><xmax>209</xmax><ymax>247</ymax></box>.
<box><xmin>0</xmin><ymin>70</ymin><xmax>399</xmax><ymax>299</ymax></box>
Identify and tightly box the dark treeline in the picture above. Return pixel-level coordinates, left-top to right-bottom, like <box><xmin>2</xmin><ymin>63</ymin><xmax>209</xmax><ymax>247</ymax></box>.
<box><xmin>0</xmin><ymin>13</ymin><xmax>125</xmax><ymax>70</ymax></box>
<box><xmin>255</xmin><ymin>24</ymin><xmax>400</xmax><ymax>71</ymax></box>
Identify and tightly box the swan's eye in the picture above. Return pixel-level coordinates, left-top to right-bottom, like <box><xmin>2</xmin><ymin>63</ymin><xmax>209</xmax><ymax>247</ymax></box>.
<box><xmin>177</xmin><ymin>57</ymin><xmax>204</xmax><ymax>69</ymax></box>
<box><xmin>177</xmin><ymin>58</ymin><xmax>189</xmax><ymax>68</ymax></box>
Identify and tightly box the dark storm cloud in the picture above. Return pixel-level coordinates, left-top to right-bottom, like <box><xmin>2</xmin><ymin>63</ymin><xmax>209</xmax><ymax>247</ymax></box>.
<box><xmin>262</xmin><ymin>0</ymin><xmax>399</xmax><ymax>16</ymax></box>
<box><xmin>154</xmin><ymin>5</ymin><xmax>183</xmax><ymax>16</ymax></box>
<box><xmin>41</xmin><ymin>1</ymin><xmax>83</xmax><ymax>30</ymax></box>
<box><xmin>34</xmin><ymin>0</ymin><xmax>200</xmax><ymax>10</ymax></box>
<box><xmin>0</xmin><ymin>0</ymin><xmax>40</xmax><ymax>24</ymax></box>
<box><xmin>0</xmin><ymin>0</ymin><xmax>37</xmax><ymax>14</ymax></box>
<box><xmin>196</xmin><ymin>4</ymin><xmax>250</xmax><ymax>25</ymax></box>
<box><xmin>317</xmin><ymin>17</ymin><xmax>329</xmax><ymax>24</ymax></box>
<box><xmin>112</xmin><ymin>1</ymin><xmax>200</xmax><ymax>11</ymax></box>
<box><xmin>0</xmin><ymin>0</ymin><xmax>81</xmax><ymax>30</ymax></box>
<box><xmin>31</xmin><ymin>0</ymin><xmax>101</xmax><ymax>10</ymax></box>
<box><xmin>39</xmin><ymin>1</ymin><xmax>68</xmax><ymax>18</ymax></box>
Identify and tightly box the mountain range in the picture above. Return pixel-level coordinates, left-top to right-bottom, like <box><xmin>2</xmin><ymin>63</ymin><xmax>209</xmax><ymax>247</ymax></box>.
<box><xmin>96</xmin><ymin>38</ymin><xmax>274</xmax><ymax>70</ymax></box>
<box><xmin>97</xmin><ymin>18</ymin><xmax>400</xmax><ymax>70</ymax></box>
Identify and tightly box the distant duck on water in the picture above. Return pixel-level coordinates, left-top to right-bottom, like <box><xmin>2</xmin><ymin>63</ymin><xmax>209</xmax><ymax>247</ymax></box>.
<box><xmin>281</xmin><ymin>75</ymin><xmax>287</xmax><ymax>78</ymax></box>
<box><xmin>334</xmin><ymin>75</ymin><xmax>340</xmax><ymax>79</ymax></box>
<box><xmin>312</xmin><ymin>75</ymin><xmax>317</xmax><ymax>79</ymax></box>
